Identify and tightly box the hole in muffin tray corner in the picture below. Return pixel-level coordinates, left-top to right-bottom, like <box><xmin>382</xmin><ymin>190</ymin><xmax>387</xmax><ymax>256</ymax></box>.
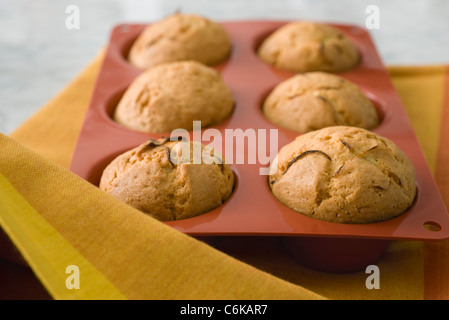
<box><xmin>423</xmin><ymin>221</ymin><xmax>442</xmax><ymax>232</ymax></box>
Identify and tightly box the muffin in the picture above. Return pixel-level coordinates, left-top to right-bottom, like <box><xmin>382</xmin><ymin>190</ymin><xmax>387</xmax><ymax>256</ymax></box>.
<box><xmin>99</xmin><ymin>137</ymin><xmax>235</xmax><ymax>221</ymax></box>
<box><xmin>268</xmin><ymin>126</ymin><xmax>416</xmax><ymax>224</ymax></box>
<box><xmin>128</xmin><ymin>13</ymin><xmax>231</xmax><ymax>69</ymax></box>
<box><xmin>258</xmin><ymin>21</ymin><xmax>359</xmax><ymax>73</ymax></box>
<box><xmin>114</xmin><ymin>60</ymin><xmax>234</xmax><ymax>133</ymax></box>
<box><xmin>263</xmin><ymin>72</ymin><xmax>379</xmax><ymax>133</ymax></box>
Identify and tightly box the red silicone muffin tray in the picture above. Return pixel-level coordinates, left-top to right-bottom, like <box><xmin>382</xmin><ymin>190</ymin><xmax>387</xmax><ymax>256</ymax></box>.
<box><xmin>70</xmin><ymin>20</ymin><xmax>449</xmax><ymax>273</ymax></box>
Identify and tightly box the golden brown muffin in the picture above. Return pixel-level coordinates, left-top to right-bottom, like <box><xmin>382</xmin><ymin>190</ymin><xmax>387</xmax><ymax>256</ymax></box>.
<box><xmin>114</xmin><ymin>60</ymin><xmax>234</xmax><ymax>133</ymax></box>
<box><xmin>268</xmin><ymin>126</ymin><xmax>416</xmax><ymax>224</ymax></box>
<box><xmin>128</xmin><ymin>13</ymin><xmax>231</xmax><ymax>69</ymax></box>
<box><xmin>100</xmin><ymin>137</ymin><xmax>235</xmax><ymax>221</ymax></box>
<box><xmin>263</xmin><ymin>72</ymin><xmax>379</xmax><ymax>133</ymax></box>
<box><xmin>258</xmin><ymin>21</ymin><xmax>359</xmax><ymax>73</ymax></box>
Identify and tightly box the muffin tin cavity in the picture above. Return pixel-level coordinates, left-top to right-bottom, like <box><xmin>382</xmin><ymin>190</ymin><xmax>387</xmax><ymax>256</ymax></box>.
<box><xmin>127</xmin><ymin>14</ymin><xmax>232</xmax><ymax>69</ymax></box>
<box><xmin>255</xmin><ymin>21</ymin><xmax>361</xmax><ymax>73</ymax></box>
<box><xmin>102</xmin><ymin>72</ymin><xmax>236</xmax><ymax>135</ymax></box>
<box><xmin>267</xmin><ymin>126</ymin><xmax>418</xmax><ymax>224</ymax></box>
<box><xmin>259</xmin><ymin>73</ymin><xmax>385</xmax><ymax>133</ymax></box>
<box><xmin>70</xmin><ymin>20</ymin><xmax>449</xmax><ymax>273</ymax></box>
<box><xmin>98</xmin><ymin>139</ymin><xmax>236</xmax><ymax>222</ymax></box>
<box><xmin>103</xmin><ymin>87</ymin><xmax>127</xmax><ymax>124</ymax></box>
<box><xmin>112</xmin><ymin>60</ymin><xmax>235</xmax><ymax>134</ymax></box>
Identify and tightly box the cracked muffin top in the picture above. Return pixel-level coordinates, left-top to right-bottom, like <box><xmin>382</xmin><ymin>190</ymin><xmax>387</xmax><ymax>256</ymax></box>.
<box><xmin>114</xmin><ymin>60</ymin><xmax>234</xmax><ymax>133</ymax></box>
<box><xmin>128</xmin><ymin>13</ymin><xmax>231</xmax><ymax>69</ymax></box>
<box><xmin>99</xmin><ymin>138</ymin><xmax>235</xmax><ymax>221</ymax></box>
<box><xmin>268</xmin><ymin>126</ymin><xmax>416</xmax><ymax>224</ymax></box>
<box><xmin>262</xmin><ymin>72</ymin><xmax>379</xmax><ymax>133</ymax></box>
<box><xmin>257</xmin><ymin>21</ymin><xmax>359</xmax><ymax>73</ymax></box>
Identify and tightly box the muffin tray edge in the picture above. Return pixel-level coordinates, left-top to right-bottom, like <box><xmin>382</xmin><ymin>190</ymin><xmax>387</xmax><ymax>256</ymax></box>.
<box><xmin>69</xmin><ymin>20</ymin><xmax>449</xmax><ymax>243</ymax></box>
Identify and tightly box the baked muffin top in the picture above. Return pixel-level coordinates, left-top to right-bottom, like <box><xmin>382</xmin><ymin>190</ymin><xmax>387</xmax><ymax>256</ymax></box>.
<box><xmin>128</xmin><ymin>13</ymin><xmax>231</xmax><ymax>69</ymax></box>
<box><xmin>263</xmin><ymin>72</ymin><xmax>379</xmax><ymax>133</ymax></box>
<box><xmin>100</xmin><ymin>138</ymin><xmax>235</xmax><ymax>221</ymax></box>
<box><xmin>258</xmin><ymin>21</ymin><xmax>359</xmax><ymax>73</ymax></box>
<box><xmin>114</xmin><ymin>60</ymin><xmax>234</xmax><ymax>133</ymax></box>
<box><xmin>269</xmin><ymin>126</ymin><xmax>416</xmax><ymax>224</ymax></box>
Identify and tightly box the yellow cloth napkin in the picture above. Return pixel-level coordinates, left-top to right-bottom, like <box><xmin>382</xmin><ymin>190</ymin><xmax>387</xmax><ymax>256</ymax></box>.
<box><xmin>0</xmin><ymin>51</ymin><xmax>324</xmax><ymax>300</ymax></box>
<box><xmin>0</xmin><ymin>134</ymin><xmax>324</xmax><ymax>300</ymax></box>
<box><xmin>1</xmin><ymin>49</ymin><xmax>448</xmax><ymax>300</ymax></box>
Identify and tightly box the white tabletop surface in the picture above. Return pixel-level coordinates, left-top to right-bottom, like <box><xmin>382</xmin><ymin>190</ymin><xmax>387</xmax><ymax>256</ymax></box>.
<box><xmin>1</xmin><ymin>0</ymin><xmax>448</xmax><ymax>134</ymax></box>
